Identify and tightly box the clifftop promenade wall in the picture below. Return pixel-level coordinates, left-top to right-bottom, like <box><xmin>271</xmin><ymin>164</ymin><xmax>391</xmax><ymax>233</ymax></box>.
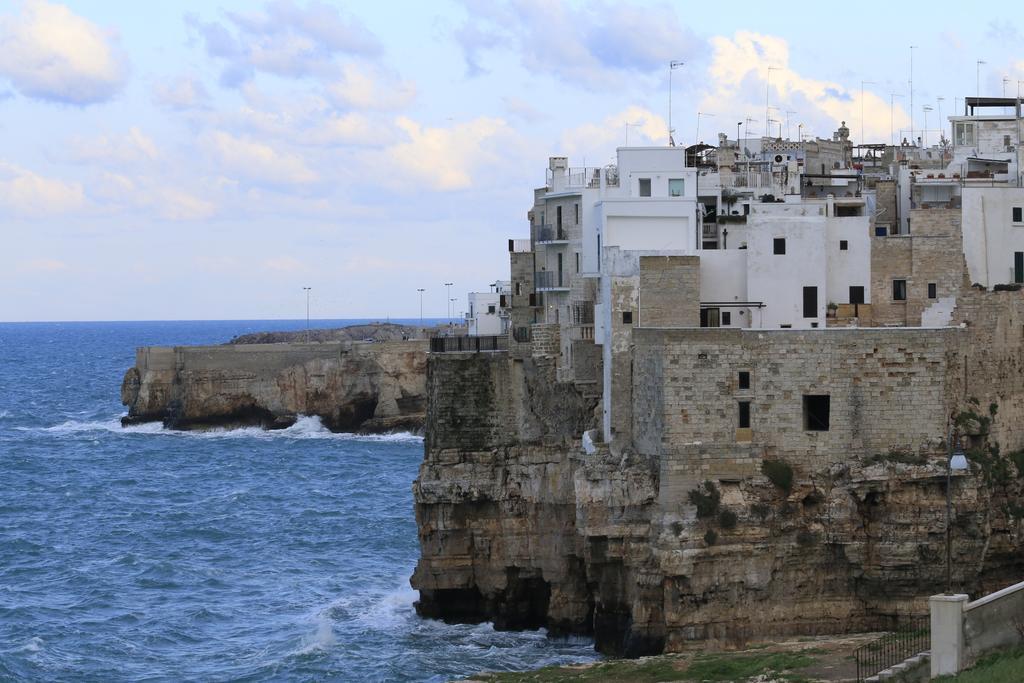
<box><xmin>122</xmin><ymin>340</ymin><xmax>427</xmax><ymax>433</ymax></box>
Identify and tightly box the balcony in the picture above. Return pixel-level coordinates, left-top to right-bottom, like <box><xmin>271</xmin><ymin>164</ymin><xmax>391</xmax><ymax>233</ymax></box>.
<box><xmin>569</xmin><ymin>324</ymin><xmax>594</xmax><ymax>341</ymax></box>
<box><xmin>508</xmin><ymin>238</ymin><xmax>532</xmax><ymax>253</ymax></box>
<box><xmin>534</xmin><ymin>270</ymin><xmax>569</xmax><ymax>291</ymax></box>
<box><xmin>429</xmin><ymin>335</ymin><xmax>509</xmax><ymax>353</ymax></box>
<box><xmin>536</xmin><ymin>224</ymin><xmax>569</xmax><ymax>244</ymax></box>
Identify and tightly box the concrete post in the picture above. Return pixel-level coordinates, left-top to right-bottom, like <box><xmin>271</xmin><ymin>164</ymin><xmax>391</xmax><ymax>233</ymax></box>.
<box><xmin>930</xmin><ymin>593</ymin><xmax>968</xmax><ymax>677</ymax></box>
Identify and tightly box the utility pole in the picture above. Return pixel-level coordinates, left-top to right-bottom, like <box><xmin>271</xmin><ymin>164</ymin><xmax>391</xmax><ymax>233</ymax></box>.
<box><xmin>444</xmin><ymin>282</ymin><xmax>453</xmax><ymax>322</ymax></box>
<box><xmin>861</xmin><ymin>81</ymin><xmax>876</xmax><ymax>144</ymax></box>
<box><xmin>302</xmin><ymin>287</ymin><xmax>311</xmax><ymax>343</ymax></box>
<box><xmin>668</xmin><ymin>60</ymin><xmax>685</xmax><ymax>145</ymax></box>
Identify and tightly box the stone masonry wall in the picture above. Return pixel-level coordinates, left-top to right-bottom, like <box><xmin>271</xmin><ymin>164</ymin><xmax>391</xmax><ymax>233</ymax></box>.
<box><xmin>638</xmin><ymin>255</ymin><xmax>701</xmax><ymax>327</ymax></box>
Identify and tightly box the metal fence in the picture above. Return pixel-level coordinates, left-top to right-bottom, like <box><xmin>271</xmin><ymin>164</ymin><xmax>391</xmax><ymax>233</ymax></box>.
<box><xmin>853</xmin><ymin>615</ymin><xmax>930</xmax><ymax>682</ymax></box>
<box><xmin>429</xmin><ymin>335</ymin><xmax>508</xmax><ymax>353</ymax></box>
<box><xmin>534</xmin><ymin>271</ymin><xmax>565</xmax><ymax>289</ymax></box>
<box><xmin>536</xmin><ymin>225</ymin><xmax>568</xmax><ymax>242</ymax></box>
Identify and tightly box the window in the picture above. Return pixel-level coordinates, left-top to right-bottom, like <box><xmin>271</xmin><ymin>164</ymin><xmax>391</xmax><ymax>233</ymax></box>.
<box><xmin>556</xmin><ymin>206</ymin><xmax>562</xmax><ymax>229</ymax></box>
<box><xmin>515</xmin><ymin>282</ymin><xmax>521</xmax><ymax>296</ymax></box>
<box><xmin>803</xmin><ymin>286</ymin><xmax>818</xmax><ymax>318</ymax></box>
<box><xmin>875</xmin><ymin>226</ymin><xmax>888</xmax><ymax>237</ymax></box>
<box><xmin>668</xmin><ymin>178</ymin><xmax>685</xmax><ymax>197</ymax></box>
<box><xmin>892</xmin><ymin>279</ymin><xmax>907</xmax><ymax>301</ymax></box>
<box><xmin>1013</xmin><ymin>207</ymin><xmax>1023</xmax><ymax>224</ymax></box>
<box><xmin>1016</xmin><ymin>253</ymin><xmax>1024</xmax><ymax>284</ymax></box>
<box><xmin>954</xmin><ymin>122</ymin><xmax>975</xmax><ymax>146</ymax></box>
<box><xmin>803</xmin><ymin>395</ymin><xmax>830</xmax><ymax>431</ymax></box>
<box><xmin>575</xmin><ymin>203</ymin><xmax>580</xmax><ymax>224</ymax></box>
<box><xmin>700</xmin><ymin>308</ymin><xmax>720</xmax><ymax>328</ymax></box>
<box><xmin>638</xmin><ymin>178</ymin><xmax>651</xmax><ymax>197</ymax></box>
<box><xmin>575</xmin><ymin>252</ymin><xmax>580</xmax><ymax>273</ymax></box>
<box><xmin>849</xmin><ymin>286</ymin><xmax>865</xmax><ymax>305</ymax></box>
<box><xmin>738</xmin><ymin>401</ymin><xmax>751</xmax><ymax>429</ymax></box>
<box><xmin>1004</xmin><ymin>135</ymin><xmax>1013</xmax><ymax>150</ymax></box>
<box><xmin>928</xmin><ymin>283</ymin><xmax>937</xmax><ymax>299</ymax></box>
<box><xmin>839</xmin><ymin>240</ymin><xmax>848</xmax><ymax>251</ymax></box>
<box><xmin>773</xmin><ymin>238</ymin><xmax>786</xmax><ymax>255</ymax></box>
<box><xmin>721</xmin><ymin>311</ymin><xmax>732</xmax><ymax>325</ymax></box>
<box><xmin>738</xmin><ymin>371</ymin><xmax>750</xmax><ymax>390</ymax></box>
<box><xmin>487</xmin><ymin>305</ymin><xmax>496</xmax><ymax>314</ymax></box>
<box><xmin>780</xmin><ymin>324</ymin><xmax>792</xmax><ymax>328</ymax></box>
<box><xmin>622</xmin><ymin>311</ymin><xmax>633</xmax><ymax>324</ymax></box>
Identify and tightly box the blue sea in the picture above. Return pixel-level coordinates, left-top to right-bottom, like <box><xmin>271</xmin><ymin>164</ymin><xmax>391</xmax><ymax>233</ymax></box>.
<box><xmin>0</xmin><ymin>320</ymin><xmax>595</xmax><ymax>682</ymax></box>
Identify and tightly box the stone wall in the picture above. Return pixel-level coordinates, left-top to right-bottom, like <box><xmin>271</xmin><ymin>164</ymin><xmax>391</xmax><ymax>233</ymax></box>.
<box><xmin>638</xmin><ymin>255</ymin><xmax>700</xmax><ymax>327</ymax></box>
<box><xmin>121</xmin><ymin>340</ymin><xmax>427</xmax><ymax>432</ymax></box>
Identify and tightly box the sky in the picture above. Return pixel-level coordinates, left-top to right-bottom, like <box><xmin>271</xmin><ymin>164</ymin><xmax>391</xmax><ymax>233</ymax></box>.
<box><xmin>1</xmin><ymin>1</ymin><xmax>1023</xmax><ymax>321</ymax></box>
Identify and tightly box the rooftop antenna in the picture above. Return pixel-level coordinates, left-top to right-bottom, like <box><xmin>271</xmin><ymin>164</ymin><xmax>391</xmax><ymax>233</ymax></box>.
<box><xmin>922</xmin><ymin>104</ymin><xmax>933</xmax><ymax>146</ymax></box>
<box><xmin>909</xmin><ymin>46</ymin><xmax>918</xmax><ymax>147</ymax></box>
<box><xmin>976</xmin><ymin>59</ymin><xmax>987</xmax><ymax>98</ymax></box>
<box><xmin>764</xmin><ymin>66</ymin><xmax>778</xmax><ymax>143</ymax></box>
<box><xmin>696</xmin><ymin>112</ymin><xmax>715</xmax><ymax>145</ymax></box>
<box><xmin>937</xmin><ymin>96</ymin><xmax>946</xmax><ymax>144</ymax></box>
<box><xmin>624</xmin><ymin>121</ymin><xmax>642</xmax><ymax>146</ymax></box>
<box><xmin>889</xmin><ymin>93</ymin><xmax>904</xmax><ymax>146</ymax></box>
<box><xmin>861</xmin><ymin>80</ymin><xmax>877</xmax><ymax>144</ymax></box>
<box><xmin>668</xmin><ymin>60</ymin><xmax>685</xmax><ymax>145</ymax></box>
<box><xmin>785</xmin><ymin>110</ymin><xmax>796</xmax><ymax>140</ymax></box>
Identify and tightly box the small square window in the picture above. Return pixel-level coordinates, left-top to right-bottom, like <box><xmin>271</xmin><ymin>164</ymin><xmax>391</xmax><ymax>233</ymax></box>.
<box><xmin>839</xmin><ymin>240</ymin><xmax>848</xmax><ymax>251</ymax></box>
<box><xmin>622</xmin><ymin>311</ymin><xmax>633</xmax><ymax>324</ymax></box>
<box><xmin>928</xmin><ymin>283</ymin><xmax>937</xmax><ymax>299</ymax></box>
<box><xmin>721</xmin><ymin>311</ymin><xmax>732</xmax><ymax>325</ymax></box>
<box><xmin>803</xmin><ymin>395</ymin><xmax>830</xmax><ymax>431</ymax></box>
<box><xmin>738</xmin><ymin>371</ymin><xmax>750</xmax><ymax>390</ymax></box>
<box><xmin>669</xmin><ymin>178</ymin><xmax>685</xmax><ymax>197</ymax></box>
<box><xmin>738</xmin><ymin>401</ymin><xmax>751</xmax><ymax>429</ymax></box>
<box><xmin>773</xmin><ymin>238</ymin><xmax>786</xmax><ymax>255</ymax></box>
<box><xmin>1013</xmin><ymin>207</ymin><xmax>1023</xmax><ymax>223</ymax></box>
<box><xmin>638</xmin><ymin>178</ymin><xmax>651</xmax><ymax>197</ymax></box>
<box><xmin>875</xmin><ymin>226</ymin><xmax>888</xmax><ymax>237</ymax></box>
<box><xmin>892</xmin><ymin>279</ymin><xmax>907</xmax><ymax>301</ymax></box>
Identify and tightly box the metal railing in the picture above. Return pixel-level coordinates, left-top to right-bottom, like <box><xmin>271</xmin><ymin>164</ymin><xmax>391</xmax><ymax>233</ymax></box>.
<box><xmin>512</xmin><ymin>326</ymin><xmax>531</xmax><ymax>343</ymax></box>
<box><xmin>536</xmin><ymin>225</ymin><xmax>568</xmax><ymax>242</ymax></box>
<box><xmin>429</xmin><ymin>335</ymin><xmax>508</xmax><ymax>353</ymax></box>
<box><xmin>534</xmin><ymin>271</ymin><xmax>566</xmax><ymax>289</ymax></box>
<box><xmin>853</xmin><ymin>615</ymin><xmax>929</xmax><ymax>682</ymax></box>
<box><xmin>571</xmin><ymin>302</ymin><xmax>594</xmax><ymax>324</ymax></box>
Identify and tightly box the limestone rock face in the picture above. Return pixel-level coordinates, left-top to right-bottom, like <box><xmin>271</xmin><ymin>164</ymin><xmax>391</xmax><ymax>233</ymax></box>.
<box><xmin>411</xmin><ymin>350</ymin><xmax>1024</xmax><ymax>657</ymax></box>
<box><xmin>121</xmin><ymin>340</ymin><xmax>427</xmax><ymax>433</ymax></box>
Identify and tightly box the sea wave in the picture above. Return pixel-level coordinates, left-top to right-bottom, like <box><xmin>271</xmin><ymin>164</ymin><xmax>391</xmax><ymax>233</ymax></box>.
<box><xmin>22</xmin><ymin>414</ymin><xmax>423</xmax><ymax>443</ymax></box>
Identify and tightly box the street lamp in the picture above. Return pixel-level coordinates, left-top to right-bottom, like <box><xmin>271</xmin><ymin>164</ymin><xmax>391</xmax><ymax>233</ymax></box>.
<box><xmin>302</xmin><ymin>287</ymin><xmax>311</xmax><ymax>343</ymax></box>
<box><xmin>668</xmin><ymin>60</ymin><xmax>685</xmax><ymax>145</ymax></box>
<box><xmin>417</xmin><ymin>288</ymin><xmax>425</xmax><ymax>331</ymax></box>
<box><xmin>444</xmin><ymin>282</ymin><xmax>453</xmax><ymax>322</ymax></box>
<box><xmin>945</xmin><ymin>426</ymin><xmax>970</xmax><ymax>594</ymax></box>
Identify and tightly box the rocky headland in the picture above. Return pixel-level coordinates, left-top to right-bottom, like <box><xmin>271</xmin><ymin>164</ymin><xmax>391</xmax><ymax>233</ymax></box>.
<box><xmin>121</xmin><ymin>324</ymin><xmax>430</xmax><ymax>433</ymax></box>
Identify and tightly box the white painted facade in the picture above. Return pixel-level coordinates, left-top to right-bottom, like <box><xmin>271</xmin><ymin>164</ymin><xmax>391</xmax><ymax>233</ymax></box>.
<box><xmin>466</xmin><ymin>291</ymin><xmax>504</xmax><ymax>336</ymax></box>
<box><xmin>960</xmin><ymin>187</ymin><xmax>1024</xmax><ymax>287</ymax></box>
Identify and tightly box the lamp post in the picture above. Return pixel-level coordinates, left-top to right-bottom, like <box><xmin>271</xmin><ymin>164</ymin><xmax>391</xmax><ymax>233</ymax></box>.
<box><xmin>798</xmin><ymin>123</ymin><xmax>803</xmax><ymax>143</ymax></box>
<box><xmin>668</xmin><ymin>60</ymin><xmax>685</xmax><ymax>145</ymax></box>
<box><xmin>945</xmin><ymin>424</ymin><xmax>969</xmax><ymax>594</ymax></box>
<box><xmin>444</xmin><ymin>282</ymin><xmax>453</xmax><ymax>322</ymax></box>
<box><xmin>417</xmin><ymin>288</ymin><xmax>425</xmax><ymax>331</ymax></box>
<box><xmin>302</xmin><ymin>287</ymin><xmax>311</xmax><ymax>343</ymax></box>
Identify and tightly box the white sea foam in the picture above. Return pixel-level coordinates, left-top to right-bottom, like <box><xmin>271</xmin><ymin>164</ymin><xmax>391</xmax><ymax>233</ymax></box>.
<box><xmin>356</xmin><ymin>584</ymin><xmax>419</xmax><ymax>630</ymax></box>
<box><xmin>23</xmin><ymin>414</ymin><xmax>423</xmax><ymax>443</ymax></box>
<box><xmin>0</xmin><ymin>409</ymin><xmax>10</xmax><ymax>419</ymax></box>
<box><xmin>18</xmin><ymin>637</ymin><xmax>44</xmax><ymax>653</ymax></box>
<box><xmin>293</xmin><ymin>614</ymin><xmax>336</xmax><ymax>656</ymax></box>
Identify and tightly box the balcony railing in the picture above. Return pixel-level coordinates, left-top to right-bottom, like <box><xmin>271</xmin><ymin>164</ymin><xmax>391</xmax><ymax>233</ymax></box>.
<box><xmin>571</xmin><ymin>302</ymin><xmax>594</xmax><ymax>324</ymax></box>
<box><xmin>534</xmin><ymin>271</ymin><xmax>568</xmax><ymax>289</ymax></box>
<box><xmin>570</xmin><ymin>324</ymin><xmax>594</xmax><ymax>341</ymax></box>
<box><xmin>508</xmin><ymin>238</ymin><xmax>532</xmax><ymax>253</ymax></box>
<box><xmin>429</xmin><ymin>335</ymin><xmax>508</xmax><ymax>353</ymax></box>
<box><xmin>536</xmin><ymin>225</ymin><xmax>569</xmax><ymax>243</ymax></box>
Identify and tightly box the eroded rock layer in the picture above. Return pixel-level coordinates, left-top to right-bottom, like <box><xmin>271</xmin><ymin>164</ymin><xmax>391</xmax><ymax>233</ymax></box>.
<box><xmin>121</xmin><ymin>340</ymin><xmax>426</xmax><ymax>433</ymax></box>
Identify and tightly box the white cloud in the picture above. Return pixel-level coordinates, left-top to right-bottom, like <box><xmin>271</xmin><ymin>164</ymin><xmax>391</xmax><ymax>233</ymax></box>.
<box><xmin>325</xmin><ymin>63</ymin><xmax>416</xmax><ymax>110</ymax></box>
<box><xmin>0</xmin><ymin>0</ymin><xmax>127</xmax><ymax>104</ymax></box>
<box><xmin>69</xmin><ymin>127</ymin><xmax>160</xmax><ymax>165</ymax></box>
<box><xmin>454</xmin><ymin>0</ymin><xmax>704</xmax><ymax>89</ymax></box>
<box><xmin>383</xmin><ymin>116</ymin><xmax>516</xmax><ymax>191</ymax></box>
<box><xmin>209</xmin><ymin>131</ymin><xmax>318</xmax><ymax>185</ymax></box>
<box><xmin>699</xmin><ymin>31</ymin><xmax>908</xmax><ymax>143</ymax></box>
<box><xmin>153</xmin><ymin>76</ymin><xmax>209</xmax><ymax>110</ymax></box>
<box><xmin>0</xmin><ymin>161</ymin><xmax>85</xmax><ymax>215</ymax></box>
<box><xmin>561</xmin><ymin>106</ymin><xmax>668</xmax><ymax>160</ymax></box>
<box><xmin>91</xmin><ymin>171</ymin><xmax>216</xmax><ymax>221</ymax></box>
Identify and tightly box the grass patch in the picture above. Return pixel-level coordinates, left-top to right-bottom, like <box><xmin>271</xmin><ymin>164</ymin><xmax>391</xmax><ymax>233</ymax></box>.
<box><xmin>936</xmin><ymin>646</ymin><xmax>1024</xmax><ymax>682</ymax></box>
<box><xmin>684</xmin><ymin>651</ymin><xmax>816</xmax><ymax>681</ymax></box>
<box><xmin>469</xmin><ymin>657</ymin><xmax>690</xmax><ymax>682</ymax></box>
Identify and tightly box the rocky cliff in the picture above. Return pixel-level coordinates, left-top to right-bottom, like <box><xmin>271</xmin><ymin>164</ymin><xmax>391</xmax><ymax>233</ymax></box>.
<box><xmin>121</xmin><ymin>340</ymin><xmax>427</xmax><ymax>433</ymax></box>
<box><xmin>411</xmin><ymin>317</ymin><xmax>1024</xmax><ymax>656</ymax></box>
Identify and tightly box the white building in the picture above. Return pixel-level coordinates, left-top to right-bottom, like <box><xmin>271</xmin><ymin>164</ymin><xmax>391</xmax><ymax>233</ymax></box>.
<box><xmin>466</xmin><ymin>282</ymin><xmax>511</xmax><ymax>336</ymax></box>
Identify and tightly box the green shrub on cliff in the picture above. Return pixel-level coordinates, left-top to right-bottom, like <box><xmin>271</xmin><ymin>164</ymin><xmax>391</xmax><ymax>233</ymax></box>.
<box><xmin>688</xmin><ymin>480</ymin><xmax>721</xmax><ymax>518</ymax></box>
<box><xmin>718</xmin><ymin>508</ymin><xmax>738</xmax><ymax>530</ymax></box>
<box><xmin>761</xmin><ymin>459</ymin><xmax>794</xmax><ymax>493</ymax></box>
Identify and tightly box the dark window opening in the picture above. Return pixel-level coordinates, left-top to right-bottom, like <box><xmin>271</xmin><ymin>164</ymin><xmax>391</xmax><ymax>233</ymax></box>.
<box><xmin>738</xmin><ymin>371</ymin><xmax>750</xmax><ymax>390</ymax></box>
<box><xmin>780</xmin><ymin>323</ymin><xmax>792</xmax><ymax>328</ymax></box>
<box><xmin>487</xmin><ymin>305</ymin><xmax>496</xmax><ymax>314</ymax></box>
<box><xmin>803</xmin><ymin>395</ymin><xmax>830</xmax><ymax>431</ymax></box>
<box><xmin>1016</xmin><ymin>252</ymin><xmax>1024</xmax><ymax>284</ymax></box>
<box><xmin>556</xmin><ymin>206</ymin><xmax>562</xmax><ymax>229</ymax></box>
<box><xmin>849</xmin><ymin>286</ymin><xmax>865</xmax><ymax>305</ymax></box>
<box><xmin>835</xmin><ymin>205</ymin><xmax>861</xmax><ymax>217</ymax></box>
<box><xmin>892</xmin><ymin>279</ymin><xmax>907</xmax><ymax>301</ymax></box>
<box><xmin>927</xmin><ymin>283</ymin><xmax>937</xmax><ymax>299</ymax></box>
<box><xmin>575</xmin><ymin>252</ymin><xmax>580</xmax><ymax>273</ymax></box>
<box><xmin>875</xmin><ymin>226</ymin><xmax>888</xmax><ymax>237</ymax></box>
<box><xmin>700</xmin><ymin>308</ymin><xmax>720</xmax><ymax>328</ymax></box>
<box><xmin>622</xmin><ymin>311</ymin><xmax>633</xmax><ymax>324</ymax></box>
<box><xmin>638</xmin><ymin>178</ymin><xmax>651</xmax><ymax>197</ymax></box>
<box><xmin>1013</xmin><ymin>207</ymin><xmax>1023</xmax><ymax>223</ymax></box>
<box><xmin>839</xmin><ymin>240</ymin><xmax>848</xmax><ymax>251</ymax></box>
<box><xmin>773</xmin><ymin>238</ymin><xmax>786</xmax><ymax>255</ymax></box>
<box><xmin>738</xmin><ymin>401</ymin><xmax>751</xmax><ymax>429</ymax></box>
<box><xmin>721</xmin><ymin>311</ymin><xmax>732</xmax><ymax>325</ymax></box>
<box><xmin>575</xmin><ymin>203</ymin><xmax>580</xmax><ymax>224</ymax></box>
<box><xmin>803</xmin><ymin>286</ymin><xmax>817</xmax><ymax>318</ymax></box>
